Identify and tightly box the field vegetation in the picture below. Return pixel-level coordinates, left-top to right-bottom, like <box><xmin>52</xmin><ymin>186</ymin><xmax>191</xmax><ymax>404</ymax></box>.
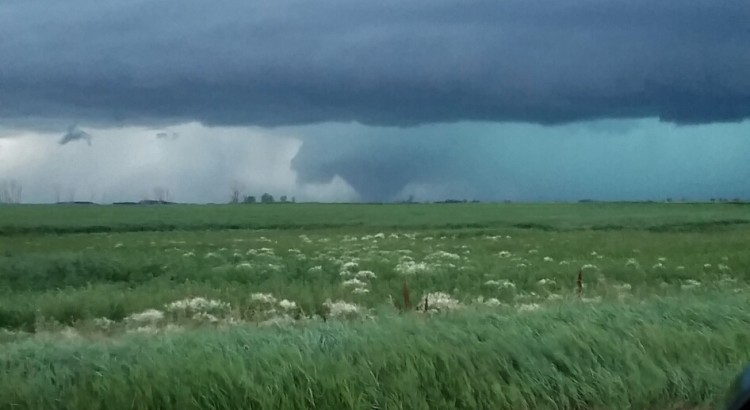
<box><xmin>0</xmin><ymin>202</ymin><xmax>749</xmax><ymax>409</ymax></box>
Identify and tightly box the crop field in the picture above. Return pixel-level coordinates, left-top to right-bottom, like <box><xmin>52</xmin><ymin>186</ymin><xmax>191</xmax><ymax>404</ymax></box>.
<box><xmin>1</xmin><ymin>202</ymin><xmax>750</xmax><ymax>409</ymax></box>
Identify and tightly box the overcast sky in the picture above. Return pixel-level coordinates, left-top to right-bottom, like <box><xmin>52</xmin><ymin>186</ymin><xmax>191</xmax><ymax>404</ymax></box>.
<box><xmin>1</xmin><ymin>0</ymin><xmax>749</xmax><ymax>203</ymax></box>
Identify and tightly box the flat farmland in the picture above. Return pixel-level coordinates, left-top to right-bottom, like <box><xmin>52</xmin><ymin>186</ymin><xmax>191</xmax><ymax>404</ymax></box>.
<box><xmin>1</xmin><ymin>203</ymin><xmax>749</xmax><ymax>409</ymax></box>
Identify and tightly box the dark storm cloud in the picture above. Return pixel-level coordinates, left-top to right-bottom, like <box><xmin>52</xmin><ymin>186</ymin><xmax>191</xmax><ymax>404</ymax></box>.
<box><xmin>1</xmin><ymin>0</ymin><xmax>749</xmax><ymax>128</ymax></box>
<box><xmin>59</xmin><ymin>125</ymin><xmax>92</xmax><ymax>146</ymax></box>
<box><xmin>289</xmin><ymin>121</ymin><xmax>750</xmax><ymax>202</ymax></box>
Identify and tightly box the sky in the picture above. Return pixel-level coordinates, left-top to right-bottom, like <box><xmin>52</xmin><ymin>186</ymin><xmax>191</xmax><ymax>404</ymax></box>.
<box><xmin>1</xmin><ymin>0</ymin><xmax>749</xmax><ymax>203</ymax></box>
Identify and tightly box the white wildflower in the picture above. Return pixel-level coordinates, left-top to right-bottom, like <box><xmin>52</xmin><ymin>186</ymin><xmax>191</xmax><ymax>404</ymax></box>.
<box><xmin>528</xmin><ymin>249</ymin><xmax>539</xmax><ymax>254</ymax></box>
<box><xmin>352</xmin><ymin>287</ymin><xmax>370</xmax><ymax>295</ymax></box>
<box><xmin>720</xmin><ymin>277</ymin><xmax>737</xmax><ymax>285</ymax></box>
<box><xmin>355</xmin><ymin>270</ymin><xmax>377</xmax><ymax>279</ymax></box>
<box><xmin>298</xmin><ymin>235</ymin><xmax>313</xmax><ymax>243</ymax></box>
<box><xmin>250</xmin><ymin>293</ymin><xmax>277</xmax><ymax>304</ymax></box>
<box><xmin>389</xmin><ymin>233</ymin><xmax>400</xmax><ymax>239</ymax></box>
<box><xmin>484</xmin><ymin>279</ymin><xmax>516</xmax><ymax>288</ymax></box>
<box><xmin>559</xmin><ymin>260</ymin><xmax>570</xmax><ymax>266</ymax></box>
<box><xmin>93</xmin><ymin>317</ymin><xmax>115</xmax><ymax>328</ymax></box>
<box><xmin>484</xmin><ymin>298</ymin><xmax>502</xmax><ymax>307</ymax></box>
<box><xmin>536</xmin><ymin>278</ymin><xmax>556</xmax><ymax>286</ymax></box>
<box><xmin>419</xmin><ymin>292</ymin><xmax>462</xmax><ymax>312</ymax></box>
<box><xmin>182</xmin><ymin>252</ymin><xmax>195</xmax><ymax>257</ymax></box>
<box><xmin>614</xmin><ymin>283</ymin><xmax>632</xmax><ymax>291</ymax></box>
<box><xmin>236</xmin><ymin>262</ymin><xmax>253</xmax><ymax>269</ymax></box>
<box><xmin>516</xmin><ymin>263</ymin><xmax>527</xmax><ymax>268</ymax></box>
<box><xmin>704</xmin><ymin>263</ymin><xmax>712</xmax><ymax>269</ymax></box>
<box><xmin>323</xmin><ymin>299</ymin><xmax>362</xmax><ymax>318</ymax></box>
<box><xmin>308</xmin><ymin>265</ymin><xmax>323</xmax><ymax>274</ymax></box>
<box><xmin>427</xmin><ymin>251</ymin><xmax>461</xmax><ymax>260</ymax></box>
<box><xmin>192</xmin><ymin>312</ymin><xmax>219</xmax><ymax>323</ymax></box>
<box><xmin>719</xmin><ymin>264</ymin><xmax>731</xmax><ymax>272</ymax></box>
<box><xmin>341</xmin><ymin>261</ymin><xmax>359</xmax><ymax>272</ymax></box>
<box><xmin>114</xmin><ymin>243</ymin><xmax>123</xmax><ymax>248</ymax></box>
<box><xmin>278</xmin><ymin>299</ymin><xmax>298</xmax><ymax>310</ymax></box>
<box><xmin>395</xmin><ymin>260</ymin><xmax>430</xmax><ymax>275</ymax></box>
<box><xmin>675</xmin><ymin>266</ymin><xmax>686</xmax><ymax>271</ymax></box>
<box><xmin>373</xmin><ymin>233</ymin><xmax>385</xmax><ymax>239</ymax></box>
<box><xmin>625</xmin><ymin>258</ymin><xmax>639</xmax><ymax>267</ymax></box>
<box><xmin>652</xmin><ymin>262</ymin><xmax>665</xmax><ymax>269</ymax></box>
<box><xmin>681</xmin><ymin>279</ymin><xmax>702</xmax><ymax>290</ymax></box>
<box><xmin>657</xmin><ymin>257</ymin><xmax>667</xmax><ymax>262</ymax></box>
<box><xmin>342</xmin><ymin>278</ymin><xmax>367</xmax><ymax>288</ymax></box>
<box><xmin>581</xmin><ymin>264</ymin><xmax>598</xmax><ymax>271</ymax></box>
<box><xmin>126</xmin><ymin>309</ymin><xmax>164</xmax><ymax>323</ymax></box>
<box><xmin>498</xmin><ymin>251</ymin><xmax>512</xmax><ymax>258</ymax></box>
<box><xmin>166</xmin><ymin>297</ymin><xmax>230</xmax><ymax>312</ymax></box>
<box><xmin>517</xmin><ymin>303</ymin><xmax>541</xmax><ymax>312</ymax></box>
<box><xmin>543</xmin><ymin>256</ymin><xmax>554</xmax><ymax>262</ymax></box>
<box><xmin>129</xmin><ymin>325</ymin><xmax>158</xmax><ymax>335</ymax></box>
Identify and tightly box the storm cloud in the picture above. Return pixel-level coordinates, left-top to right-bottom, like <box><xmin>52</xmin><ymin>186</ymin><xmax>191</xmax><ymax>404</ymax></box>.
<box><xmin>2</xmin><ymin>0</ymin><xmax>750</xmax><ymax>129</ymax></box>
<box><xmin>290</xmin><ymin>119</ymin><xmax>750</xmax><ymax>202</ymax></box>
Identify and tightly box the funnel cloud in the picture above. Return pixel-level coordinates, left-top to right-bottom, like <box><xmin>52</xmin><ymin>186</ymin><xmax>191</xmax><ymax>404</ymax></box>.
<box><xmin>58</xmin><ymin>125</ymin><xmax>92</xmax><ymax>146</ymax></box>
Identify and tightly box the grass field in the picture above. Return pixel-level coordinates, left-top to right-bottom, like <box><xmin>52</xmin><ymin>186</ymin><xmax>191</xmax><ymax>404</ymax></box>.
<box><xmin>1</xmin><ymin>203</ymin><xmax>749</xmax><ymax>409</ymax></box>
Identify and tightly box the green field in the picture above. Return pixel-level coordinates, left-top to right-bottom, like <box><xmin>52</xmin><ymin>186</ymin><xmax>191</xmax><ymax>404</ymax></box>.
<box><xmin>1</xmin><ymin>203</ymin><xmax>749</xmax><ymax>409</ymax></box>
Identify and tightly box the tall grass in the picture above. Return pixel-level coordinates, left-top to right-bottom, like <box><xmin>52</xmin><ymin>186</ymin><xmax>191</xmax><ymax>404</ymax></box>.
<box><xmin>1</xmin><ymin>292</ymin><xmax>748</xmax><ymax>409</ymax></box>
<box><xmin>1</xmin><ymin>203</ymin><xmax>749</xmax><ymax>409</ymax></box>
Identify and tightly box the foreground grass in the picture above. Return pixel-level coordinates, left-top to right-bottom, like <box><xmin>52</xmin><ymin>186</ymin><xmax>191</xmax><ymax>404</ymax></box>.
<box><xmin>1</xmin><ymin>203</ymin><xmax>748</xmax><ymax>409</ymax></box>
<box><xmin>1</xmin><ymin>293</ymin><xmax>748</xmax><ymax>410</ymax></box>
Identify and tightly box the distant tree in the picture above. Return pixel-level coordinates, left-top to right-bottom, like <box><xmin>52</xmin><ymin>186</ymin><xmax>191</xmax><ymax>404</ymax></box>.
<box><xmin>52</xmin><ymin>183</ymin><xmax>62</xmax><ymax>203</ymax></box>
<box><xmin>153</xmin><ymin>187</ymin><xmax>171</xmax><ymax>203</ymax></box>
<box><xmin>229</xmin><ymin>180</ymin><xmax>244</xmax><ymax>204</ymax></box>
<box><xmin>291</xmin><ymin>196</ymin><xmax>296</xmax><ymax>203</ymax></box>
<box><xmin>0</xmin><ymin>180</ymin><xmax>23</xmax><ymax>204</ymax></box>
<box><xmin>243</xmin><ymin>195</ymin><xmax>256</xmax><ymax>204</ymax></box>
<box><xmin>261</xmin><ymin>193</ymin><xmax>275</xmax><ymax>203</ymax></box>
<box><xmin>280</xmin><ymin>195</ymin><xmax>288</xmax><ymax>203</ymax></box>
<box><xmin>0</xmin><ymin>179</ymin><xmax>23</xmax><ymax>204</ymax></box>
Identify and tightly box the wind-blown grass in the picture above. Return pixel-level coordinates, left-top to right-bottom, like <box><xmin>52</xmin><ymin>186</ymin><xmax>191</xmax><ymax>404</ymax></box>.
<box><xmin>1</xmin><ymin>292</ymin><xmax>748</xmax><ymax>410</ymax></box>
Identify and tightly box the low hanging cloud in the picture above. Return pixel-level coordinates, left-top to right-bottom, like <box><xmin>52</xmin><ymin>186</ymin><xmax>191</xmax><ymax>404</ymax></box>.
<box><xmin>58</xmin><ymin>125</ymin><xmax>92</xmax><ymax>146</ymax></box>
<box><xmin>156</xmin><ymin>131</ymin><xmax>179</xmax><ymax>140</ymax></box>
<box><xmin>1</xmin><ymin>0</ymin><xmax>749</xmax><ymax>130</ymax></box>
